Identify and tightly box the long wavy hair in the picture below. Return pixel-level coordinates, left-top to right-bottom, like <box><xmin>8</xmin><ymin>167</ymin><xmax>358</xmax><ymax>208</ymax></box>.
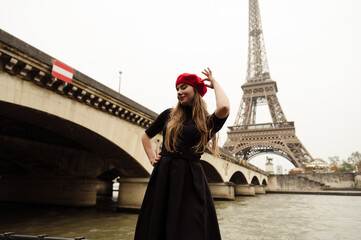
<box><xmin>164</xmin><ymin>88</ymin><xmax>218</xmax><ymax>155</ymax></box>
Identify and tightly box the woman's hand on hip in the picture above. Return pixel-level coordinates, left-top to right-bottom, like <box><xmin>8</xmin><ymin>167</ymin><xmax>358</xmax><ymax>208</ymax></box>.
<box><xmin>150</xmin><ymin>151</ymin><xmax>162</xmax><ymax>166</ymax></box>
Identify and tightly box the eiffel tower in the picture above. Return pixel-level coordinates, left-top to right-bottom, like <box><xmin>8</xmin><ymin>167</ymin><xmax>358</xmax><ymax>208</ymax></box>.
<box><xmin>223</xmin><ymin>0</ymin><xmax>312</xmax><ymax>168</ymax></box>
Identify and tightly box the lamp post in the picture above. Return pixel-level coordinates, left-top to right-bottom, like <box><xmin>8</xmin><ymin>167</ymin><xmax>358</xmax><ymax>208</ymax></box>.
<box><xmin>118</xmin><ymin>71</ymin><xmax>122</xmax><ymax>93</ymax></box>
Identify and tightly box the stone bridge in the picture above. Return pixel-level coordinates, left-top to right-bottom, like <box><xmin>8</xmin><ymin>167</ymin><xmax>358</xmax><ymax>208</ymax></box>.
<box><xmin>0</xmin><ymin>29</ymin><xmax>268</xmax><ymax>210</ymax></box>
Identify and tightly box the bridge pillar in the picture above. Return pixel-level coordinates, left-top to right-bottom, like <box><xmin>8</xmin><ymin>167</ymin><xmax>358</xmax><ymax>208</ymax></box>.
<box><xmin>235</xmin><ymin>184</ymin><xmax>256</xmax><ymax>196</ymax></box>
<box><xmin>0</xmin><ymin>176</ymin><xmax>98</xmax><ymax>206</ymax></box>
<box><xmin>255</xmin><ymin>185</ymin><xmax>266</xmax><ymax>194</ymax></box>
<box><xmin>209</xmin><ymin>182</ymin><xmax>235</xmax><ymax>200</ymax></box>
<box><xmin>117</xmin><ymin>178</ymin><xmax>149</xmax><ymax>211</ymax></box>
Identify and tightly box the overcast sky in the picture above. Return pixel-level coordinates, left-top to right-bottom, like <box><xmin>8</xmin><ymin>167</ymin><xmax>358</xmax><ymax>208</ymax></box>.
<box><xmin>1</xmin><ymin>0</ymin><xmax>360</xmax><ymax>171</ymax></box>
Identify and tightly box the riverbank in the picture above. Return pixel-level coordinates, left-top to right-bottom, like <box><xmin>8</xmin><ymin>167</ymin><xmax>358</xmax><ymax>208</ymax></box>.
<box><xmin>266</xmin><ymin>189</ymin><xmax>361</xmax><ymax>196</ymax></box>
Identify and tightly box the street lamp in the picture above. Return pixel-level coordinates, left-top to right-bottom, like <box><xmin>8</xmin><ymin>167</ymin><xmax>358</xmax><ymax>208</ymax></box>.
<box><xmin>118</xmin><ymin>71</ymin><xmax>123</xmax><ymax>93</ymax></box>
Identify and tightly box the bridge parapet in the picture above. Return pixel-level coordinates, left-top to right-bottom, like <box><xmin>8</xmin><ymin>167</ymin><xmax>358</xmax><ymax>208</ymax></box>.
<box><xmin>0</xmin><ymin>29</ymin><xmax>156</xmax><ymax>129</ymax></box>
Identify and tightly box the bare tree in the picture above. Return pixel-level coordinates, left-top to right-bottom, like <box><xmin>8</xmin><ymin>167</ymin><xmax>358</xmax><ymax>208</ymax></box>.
<box><xmin>348</xmin><ymin>151</ymin><xmax>361</xmax><ymax>172</ymax></box>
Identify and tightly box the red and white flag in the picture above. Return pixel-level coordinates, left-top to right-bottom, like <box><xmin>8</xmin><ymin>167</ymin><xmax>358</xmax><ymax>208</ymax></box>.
<box><xmin>51</xmin><ymin>60</ymin><xmax>73</xmax><ymax>83</ymax></box>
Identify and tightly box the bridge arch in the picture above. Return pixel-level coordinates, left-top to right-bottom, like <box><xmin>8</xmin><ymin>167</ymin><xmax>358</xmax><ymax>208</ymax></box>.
<box><xmin>262</xmin><ymin>179</ymin><xmax>268</xmax><ymax>186</ymax></box>
<box><xmin>0</xmin><ymin>100</ymin><xmax>150</xmax><ymax>179</ymax></box>
<box><xmin>0</xmin><ymin>71</ymin><xmax>157</xmax><ymax>175</ymax></box>
<box><xmin>229</xmin><ymin>171</ymin><xmax>248</xmax><ymax>184</ymax></box>
<box><xmin>251</xmin><ymin>176</ymin><xmax>260</xmax><ymax>185</ymax></box>
<box><xmin>233</xmin><ymin>142</ymin><xmax>300</xmax><ymax>168</ymax></box>
<box><xmin>200</xmin><ymin>160</ymin><xmax>223</xmax><ymax>183</ymax></box>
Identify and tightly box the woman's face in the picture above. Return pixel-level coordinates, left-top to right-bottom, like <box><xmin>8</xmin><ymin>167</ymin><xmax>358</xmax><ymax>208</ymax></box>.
<box><xmin>176</xmin><ymin>83</ymin><xmax>195</xmax><ymax>106</ymax></box>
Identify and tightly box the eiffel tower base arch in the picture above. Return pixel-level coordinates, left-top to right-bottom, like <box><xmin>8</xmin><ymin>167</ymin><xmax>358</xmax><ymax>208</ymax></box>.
<box><xmin>223</xmin><ymin>123</ymin><xmax>312</xmax><ymax>168</ymax></box>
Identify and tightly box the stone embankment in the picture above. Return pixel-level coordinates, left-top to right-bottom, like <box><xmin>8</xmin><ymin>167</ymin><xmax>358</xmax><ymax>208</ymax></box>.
<box><xmin>267</xmin><ymin>173</ymin><xmax>361</xmax><ymax>196</ymax></box>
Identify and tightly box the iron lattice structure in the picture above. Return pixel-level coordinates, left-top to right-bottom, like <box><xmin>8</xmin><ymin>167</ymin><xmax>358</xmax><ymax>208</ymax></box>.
<box><xmin>223</xmin><ymin>0</ymin><xmax>312</xmax><ymax>168</ymax></box>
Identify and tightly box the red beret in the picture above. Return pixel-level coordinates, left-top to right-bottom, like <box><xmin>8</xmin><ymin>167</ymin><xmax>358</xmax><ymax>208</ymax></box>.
<box><xmin>175</xmin><ymin>73</ymin><xmax>207</xmax><ymax>97</ymax></box>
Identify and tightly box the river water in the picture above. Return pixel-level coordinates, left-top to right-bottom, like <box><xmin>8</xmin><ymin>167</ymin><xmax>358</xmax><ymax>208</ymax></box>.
<box><xmin>1</xmin><ymin>193</ymin><xmax>361</xmax><ymax>240</ymax></box>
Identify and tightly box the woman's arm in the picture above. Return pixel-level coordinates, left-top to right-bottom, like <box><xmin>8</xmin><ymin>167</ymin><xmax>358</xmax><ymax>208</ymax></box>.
<box><xmin>141</xmin><ymin>133</ymin><xmax>161</xmax><ymax>166</ymax></box>
<box><xmin>202</xmin><ymin>68</ymin><xmax>230</xmax><ymax>119</ymax></box>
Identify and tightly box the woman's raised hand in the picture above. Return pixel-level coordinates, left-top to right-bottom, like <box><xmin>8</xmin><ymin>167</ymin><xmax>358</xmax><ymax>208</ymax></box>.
<box><xmin>201</xmin><ymin>67</ymin><xmax>230</xmax><ymax>118</ymax></box>
<box><xmin>201</xmin><ymin>68</ymin><xmax>216</xmax><ymax>89</ymax></box>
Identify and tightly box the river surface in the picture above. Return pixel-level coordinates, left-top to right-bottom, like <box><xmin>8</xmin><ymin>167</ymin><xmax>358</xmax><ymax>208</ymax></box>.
<box><xmin>1</xmin><ymin>193</ymin><xmax>361</xmax><ymax>240</ymax></box>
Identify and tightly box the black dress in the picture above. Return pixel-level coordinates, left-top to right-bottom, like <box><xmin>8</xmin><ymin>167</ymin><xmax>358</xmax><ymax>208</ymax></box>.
<box><xmin>134</xmin><ymin>107</ymin><xmax>228</xmax><ymax>240</ymax></box>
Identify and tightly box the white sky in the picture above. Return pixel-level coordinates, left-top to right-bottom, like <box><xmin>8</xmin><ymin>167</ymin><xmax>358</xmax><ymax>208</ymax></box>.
<box><xmin>1</xmin><ymin>0</ymin><xmax>360</xmax><ymax>172</ymax></box>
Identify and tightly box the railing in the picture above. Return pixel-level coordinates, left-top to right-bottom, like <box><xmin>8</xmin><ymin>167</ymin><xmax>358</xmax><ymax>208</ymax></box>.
<box><xmin>0</xmin><ymin>233</ymin><xmax>85</xmax><ymax>240</ymax></box>
<box><xmin>228</xmin><ymin>121</ymin><xmax>294</xmax><ymax>131</ymax></box>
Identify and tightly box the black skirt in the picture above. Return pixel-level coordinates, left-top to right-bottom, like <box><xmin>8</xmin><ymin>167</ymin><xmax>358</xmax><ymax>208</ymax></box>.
<box><xmin>134</xmin><ymin>154</ymin><xmax>222</xmax><ymax>240</ymax></box>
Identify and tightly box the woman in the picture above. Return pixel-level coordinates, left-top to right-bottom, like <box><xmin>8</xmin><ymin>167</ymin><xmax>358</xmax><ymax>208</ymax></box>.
<box><xmin>134</xmin><ymin>68</ymin><xmax>230</xmax><ymax>240</ymax></box>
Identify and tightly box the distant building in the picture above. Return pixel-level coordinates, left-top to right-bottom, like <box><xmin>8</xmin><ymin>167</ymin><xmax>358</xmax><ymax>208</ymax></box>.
<box><xmin>304</xmin><ymin>158</ymin><xmax>330</xmax><ymax>173</ymax></box>
<box><xmin>276</xmin><ymin>165</ymin><xmax>283</xmax><ymax>175</ymax></box>
<box><xmin>265</xmin><ymin>156</ymin><xmax>274</xmax><ymax>174</ymax></box>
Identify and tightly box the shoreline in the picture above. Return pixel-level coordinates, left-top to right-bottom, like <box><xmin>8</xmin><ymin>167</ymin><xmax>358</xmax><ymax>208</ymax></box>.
<box><xmin>266</xmin><ymin>190</ymin><xmax>361</xmax><ymax>196</ymax></box>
